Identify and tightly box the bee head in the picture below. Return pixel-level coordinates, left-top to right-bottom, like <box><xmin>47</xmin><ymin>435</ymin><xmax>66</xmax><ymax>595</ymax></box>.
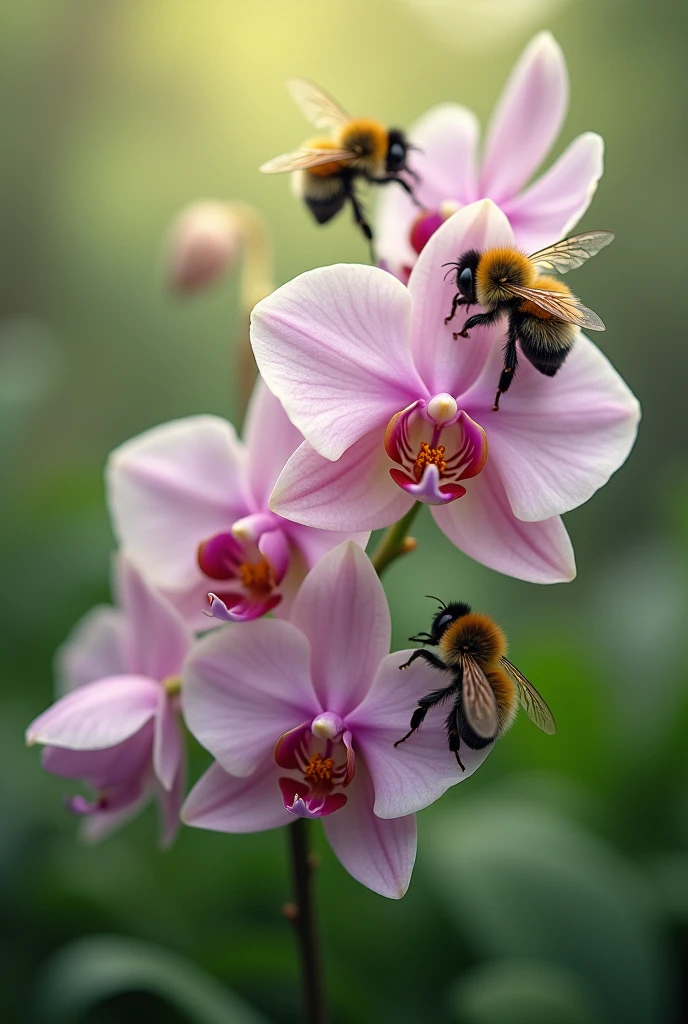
<box><xmin>425</xmin><ymin>599</ymin><xmax>472</xmax><ymax>643</ymax></box>
<box><xmin>443</xmin><ymin>250</ymin><xmax>480</xmax><ymax>302</ymax></box>
<box><xmin>385</xmin><ymin>129</ymin><xmax>410</xmax><ymax>173</ymax></box>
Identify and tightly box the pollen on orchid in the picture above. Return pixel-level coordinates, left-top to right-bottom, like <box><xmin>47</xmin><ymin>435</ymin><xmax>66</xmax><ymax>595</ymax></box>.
<box><xmin>239</xmin><ymin>558</ymin><xmax>275</xmax><ymax>593</ymax></box>
<box><xmin>304</xmin><ymin>752</ymin><xmax>335</xmax><ymax>783</ymax></box>
<box><xmin>413</xmin><ymin>442</ymin><xmax>447</xmax><ymax>482</ymax></box>
<box><xmin>163</xmin><ymin>675</ymin><xmax>182</xmax><ymax>696</ymax></box>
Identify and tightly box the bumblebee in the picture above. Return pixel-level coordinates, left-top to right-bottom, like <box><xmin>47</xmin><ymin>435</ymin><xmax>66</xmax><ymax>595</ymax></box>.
<box><xmin>394</xmin><ymin>599</ymin><xmax>555</xmax><ymax>769</ymax></box>
<box><xmin>260</xmin><ymin>78</ymin><xmax>418</xmax><ymax>250</ymax></box>
<box><xmin>443</xmin><ymin>231</ymin><xmax>615</xmax><ymax>410</ymax></box>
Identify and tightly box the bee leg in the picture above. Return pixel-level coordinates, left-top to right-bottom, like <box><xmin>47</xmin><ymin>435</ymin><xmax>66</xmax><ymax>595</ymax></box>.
<box><xmin>399</xmin><ymin>649</ymin><xmax>447</xmax><ymax>671</ymax></box>
<box><xmin>395</xmin><ymin>687</ymin><xmax>454</xmax><ymax>748</ymax></box>
<box><xmin>444</xmin><ymin>293</ymin><xmax>470</xmax><ymax>325</ymax></box>
<box><xmin>445</xmin><ymin>709</ymin><xmax>466</xmax><ymax>771</ymax></box>
<box><xmin>493</xmin><ymin>321</ymin><xmax>519</xmax><ymax>412</ymax></box>
<box><xmin>453</xmin><ymin>308</ymin><xmax>501</xmax><ymax>340</ymax></box>
<box><xmin>345</xmin><ymin>183</ymin><xmax>374</xmax><ymax>249</ymax></box>
<box><xmin>371</xmin><ymin>173</ymin><xmax>422</xmax><ymax>208</ymax></box>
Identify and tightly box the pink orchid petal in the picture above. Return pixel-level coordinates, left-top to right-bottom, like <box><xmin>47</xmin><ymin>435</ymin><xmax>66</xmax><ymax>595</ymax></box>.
<box><xmin>290</xmin><ymin>542</ymin><xmax>392</xmax><ymax>716</ymax></box>
<box><xmin>54</xmin><ymin>605</ymin><xmax>127</xmax><ymax>695</ymax></box>
<box><xmin>250</xmin><ymin>264</ymin><xmax>426</xmax><ymax>461</ymax></box>
<box><xmin>27</xmin><ymin>675</ymin><xmax>160</xmax><ymax>751</ymax></box>
<box><xmin>284</xmin><ymin>520</ymin><xmax>370</xmax><ymax>571</ymax></box>
<box><xmin>107</xmin><ymin>415</ymin><xmax>250</xmax><ymax>592</ymax></box>
<box><xmin>242</xmin><ymin>377</ymin><xmax>303</xmax><ymax>507</ymax></box>
<box><xmin>469</xmin><ymin>335</ymin><xmax>641</xmax><ymax>522</ymax></box>
<box><xmin>407</xmin><ymin>200</ymin><xmax>514</xmax><ymax>398</ymax></box>
<box><xmin>270</xmin><ymin>436</ymin><xmax>412</xmax><ymax>532</ymax></box>
<box><xmin>502</xmin><ymin>132</ymin><xmax>605</xmax><ymax>253</ymax></box>
<box><xmin>182</xmin><ymin>619</ymin><xmax>318</xmax><ymax>777</ymax></box>
<box><xmin>206</xmin><ymin>591</ymin><xmax>282</xmax><ymax>622</ymax></box>
<box><xmin>431</xmin><ymin>461</ymin><xmax>576</xmax><ymax>583</ymax></box>
<box><xmin>158</xmin><ymin>756</ymin><xmax>186</xmax><ymax>848</ymax></box>
<box><xmin>347</xmin><ymin>653</ymin><xmax>492</xmax><ymax>819</ymax></box>
<box><xmin>42</xmin><ymin>723</ymin><xmax>154</xmax><ymax>789</ymax></box>
<box><xmin>80</xmin><ymin>781</ymin><xmax>151</xmax><ymax>844</ymax></box>
<box><xmin>117</xmin><ymin>555</ymin><xmax>191</xmax><ymax>682</ymax></box>
<box><xmin>182</xmin><ymin>759</ymin><xmax>291</xmax><ymax>833</ymax></box>
<box><xmin>481</xmin><ymin>32</ymin><xmax>569</xmax><ymax>202</ymax></box>
<box><xmin>153</xmin><ymin>691</ymin><xmax>183</xmax><ymax>792</ymax></box>
<box><xmin>322</xmin><ymin>760</ymin><xmax>416</xmax><ymax>899</ymax></box>
<box><xmin>375</xmin><ymin>102</ymin><xmax>480</xmax><ymax>273</ymax></box>
<box><xmin>197</xmin><ymin>531</ymin><xmax>243</xmax><ymax>580</ymax></box>
<box><xmin>258</xmin><ymin>527</ymin><xmax>290</xmax><ymax>584</ymax></box>
<box><xmin>274</xmin><ymin>721</ymin><xmax>312</xmax><ymax>769</ymax></box>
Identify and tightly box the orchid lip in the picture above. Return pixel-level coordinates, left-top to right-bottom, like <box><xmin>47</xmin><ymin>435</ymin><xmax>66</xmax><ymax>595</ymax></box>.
<box><xmin>274</xmin><ymin>716</ymin><xmax>353</xmax><ymax>819</ymax></box>
<box><xmin>385</xmin><ymin>403</ymin><xmax>488</xmax><ymax>506</ymax></box>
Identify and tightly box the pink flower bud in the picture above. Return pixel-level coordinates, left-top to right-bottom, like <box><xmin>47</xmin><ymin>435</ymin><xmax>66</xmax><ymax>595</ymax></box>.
<box><xmin>166</xmin><ymin>201</ymin><xmax>241</xmax><ymax>294</ymax></box>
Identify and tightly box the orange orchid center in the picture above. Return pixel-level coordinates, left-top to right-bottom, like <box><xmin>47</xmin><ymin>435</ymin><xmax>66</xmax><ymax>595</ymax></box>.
<box><xmin>303</xmin><ymin>752</ymin><xmax>335</xmax><ymax>784</ymax></box>
<box><xmin>239</xmin><ymin>558</ymin><xmax>274</xmax><ymax>594</ymax></box>
<box><xmin>413</xmin><ymin>441</ymin><xmax>447</xmax><ymax>482</ymax></box>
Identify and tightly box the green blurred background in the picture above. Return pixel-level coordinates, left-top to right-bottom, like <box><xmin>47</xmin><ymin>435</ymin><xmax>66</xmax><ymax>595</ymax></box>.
<box><xmin>3</xmin><ymin>0</ymin><xmax>686</xmax><ymax>1021</ymax></box>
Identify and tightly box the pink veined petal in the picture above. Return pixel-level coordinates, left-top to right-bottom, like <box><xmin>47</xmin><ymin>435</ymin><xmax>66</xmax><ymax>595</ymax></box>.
<box><xmin>347</xmin><ymin>653</ymin><xmax>492</xmax><ymax>819</ymax></box>
<box><xmin>54</xmin><ymin>605</ymin><xmax>127</xmax><ymax>695</ymax></box>
<box><xmin>250</xmin><ymin>264</ymin><xmax>426</xmax><ymax>461</ymax></box>
<box><xmin>284</xmin><ymin>520</ymin><xmax>370</xmax><ymax>572</ymax></box>
<box><xmin>157</xmin><ymin>754</ymin><xmax>186</xmax><ymax>848</ymax></box>
<box><xmin>502</xmin><ymin>132</ymin><xmax>605</xmax><ymax>254</ymax></box>
<box><xmin>322</xmin><ymin>758</ymin><xmax>417</xmax><ymax>899</ymax></box>
<box><xmin>26</xmin><ymin>676</ymin><xmax>160</xmax><ymax>751</ymax></box>
<box><xmin>181</xmin><ymin>619</ymin><xmax>319</xmax><ymax>777</ymax></box>
<box><xmin>181</xmin><ymin>759</ymin><xmax>291</xmax><ymax>833</ymax></box>
<box><xmin>153</xmin><ymin>691</ymin><xmax>183</xmax><ymax>792</ymax></box>
<box><xmin>242</xmin><ymin>376</ymin><xmax>303</xmax><ymax>508</ymax></box>
<box><xmin>431</xmin><ymin>460</ymin><xmax>576</xmax><ymax>584</ymax></box>
<box><xmin>467</xmin><ymin>334</ymin><xmax>641</xmax><ymax>522</ymax></box>
<box><xmin>106</xmin><ymin>415</ymin><xmax>251</xmax><ymax>592</ymax></box>
<box><xmin>481</xmin><ymin>32</ymin><xmax>569</xmax><ymax>203</ymax></box>
<box><xmin>41</xmin><ymin>722</ymin><xmax>154</xmax><ymax>789</ymax></box>
<box><xmin>205</xmin><ymin>591</ymin><xmax>282</xmax><ymax>623</ymax></box>
<box><xmin>407</xmin><ymin>200</ymin><xmax>515</xmax><ymax>398</ymax></box>
<box><xmin>270</xmin><ymin>436</ymin><xmax>413</xmax><ymax>533</ymax></box>
<box><xmin>290</xmin><ymin>543</ymin><xmax>391</xmax><ymax>717</ymax></box>
<box><xmin>375</xmin><ymin>102</ymin><xmax>480</xmax><ymax>273</ymax></box>
<box><xmin>116</xmin><ymin>555</ymin><xmax>191</xmax><ymax>681</ymax></box>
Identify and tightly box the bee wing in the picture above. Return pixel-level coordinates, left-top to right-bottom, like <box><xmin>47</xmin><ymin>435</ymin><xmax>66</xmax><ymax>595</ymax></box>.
<box><xmin>505</xmin><ymin>283</ymin><xmax>606</xmax><ymax>331</ymax></box>
<box><xmin>529</xmin><ymin>231</ymin><xmax>615</xmax><ymax>274</ymax></box>
<box><xmin>259</xmin><ymin>147</ymin><xmax>355</xmax><ymax>174</ymax></box>
<box><xmin>286</xmin><ymin>77</ymin><xmax>350</xmax><ymax>130</ymax></box>
<box><xmin>462</xmin><ymin>656</ymin><xmax>499</xmax><ymax>739</ymax></box>
<box><xmin>500</xmin><ymin>657</ymin><xmax>556</xmax><ymax>735</ymax></box>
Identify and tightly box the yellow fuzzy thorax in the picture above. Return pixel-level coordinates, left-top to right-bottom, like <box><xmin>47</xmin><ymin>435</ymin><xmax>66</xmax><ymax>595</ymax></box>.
<box><xmin>475</xmin><ymin>247</ymin><xmax>535</xmax><ymax>308</ymax></box>
<box><xmin>439</xmin><ymin>612</ymin><xmax>508</xmax><ymax>667</ymax></box>
<box><xmin>519</xmin><ymin>275</ymin><xmax>574</xmax><ymax>319</ymax></box>
<box><xmin>337</xmin><ymin>118</ymin><xmax>388</xmax><ymax>164</ymax></box>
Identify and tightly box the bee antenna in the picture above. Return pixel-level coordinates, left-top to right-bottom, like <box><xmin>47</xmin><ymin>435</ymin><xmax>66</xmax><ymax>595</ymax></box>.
<box><xmin>425</xmin><ymin>594</ymin><xmax>446</xmax><ymax>609</ymax></box>
<box><xmin>407</xmin><ymin>144</ymin><xmax>424</xmax><ymax>154</ymax></box>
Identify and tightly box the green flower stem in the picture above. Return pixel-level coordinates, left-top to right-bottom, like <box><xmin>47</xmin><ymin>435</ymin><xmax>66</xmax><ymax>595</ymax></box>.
<box><xmin>286</xmin><ymin>819</ymin><xmax>328</xmax><ymax>1024</ymax></box>
<box><xmin>370</xmin><ymin>503</ymin><xmax>421</xmax><ymax>577</ymax></box>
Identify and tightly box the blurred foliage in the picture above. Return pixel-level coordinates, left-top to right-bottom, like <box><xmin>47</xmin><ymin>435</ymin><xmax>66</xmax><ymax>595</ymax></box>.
<box><xmin>2</xmin><ymin>0</ymin><xmax>687</xmax><ymax>1021</ymax></box>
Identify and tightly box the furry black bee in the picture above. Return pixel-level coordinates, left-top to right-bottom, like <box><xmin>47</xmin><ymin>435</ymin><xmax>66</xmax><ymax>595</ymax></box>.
<box><xmin>443</xmin><ymin>231</ymin><xmax>614</xmax><ymax>410</ymax></box>
<box><xmin>260</xmin><ymin>78</ymin><xmax>419</xmax><ymax>250</ymax></box>
<box><xmin>394</xmin><ymin>599</ymin><xmax>555</xmax><ymax>769</ymax></box>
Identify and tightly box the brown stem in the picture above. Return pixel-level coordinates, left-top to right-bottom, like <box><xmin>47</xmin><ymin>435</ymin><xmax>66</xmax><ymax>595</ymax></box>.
<box><xmin>285</xmin><ymin>819</ymin><xmax>328</xmax><ymax>1024</ymax></box>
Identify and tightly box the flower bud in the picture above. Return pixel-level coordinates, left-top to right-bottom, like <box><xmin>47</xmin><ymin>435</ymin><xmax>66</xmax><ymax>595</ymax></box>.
<box><xmin>165</xmin><ymin>201</ymin><xmax>241</xmax><ymax>294</ymax></box>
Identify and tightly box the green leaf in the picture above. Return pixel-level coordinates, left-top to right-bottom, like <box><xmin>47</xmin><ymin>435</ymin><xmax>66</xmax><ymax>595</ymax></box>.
<box><xmin>423</xmin><ymin>796</ymin><xmax>670</xmax><ymax>1024</ymax></box>
<box><xmin>31</xmin><ymin>934</ymin><xmax>274</xmax><ymax>1024</ymax></box>
<box><xmin>449</xmin><ymin>960</ymin><xmax>600</xmax><ymax>1024</ymax></box>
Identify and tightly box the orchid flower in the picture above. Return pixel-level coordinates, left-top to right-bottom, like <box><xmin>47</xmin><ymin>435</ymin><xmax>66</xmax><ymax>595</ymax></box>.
<box><xmin>376</xmin><ymin>32</ymin><xmax>605</xmax><ymax>281</ymax></box>
<box><xmin>25</xmin><ymin>556</ymin><xmax>191</xmax><ymax>845</ymax></box>
<box><xmin>250</xmin><ymin>200</ymin><xmax>640</xmax><ymax>585</ymax></box>
<box><xmin>106</xmin><ymin>378</ymin><xmax>369</xmax><ymax>627</ymax></box>
<box><xmin>181</xmin><ymin>542</ymin><xmax>490</xmax><ymax>898</ymax></box>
